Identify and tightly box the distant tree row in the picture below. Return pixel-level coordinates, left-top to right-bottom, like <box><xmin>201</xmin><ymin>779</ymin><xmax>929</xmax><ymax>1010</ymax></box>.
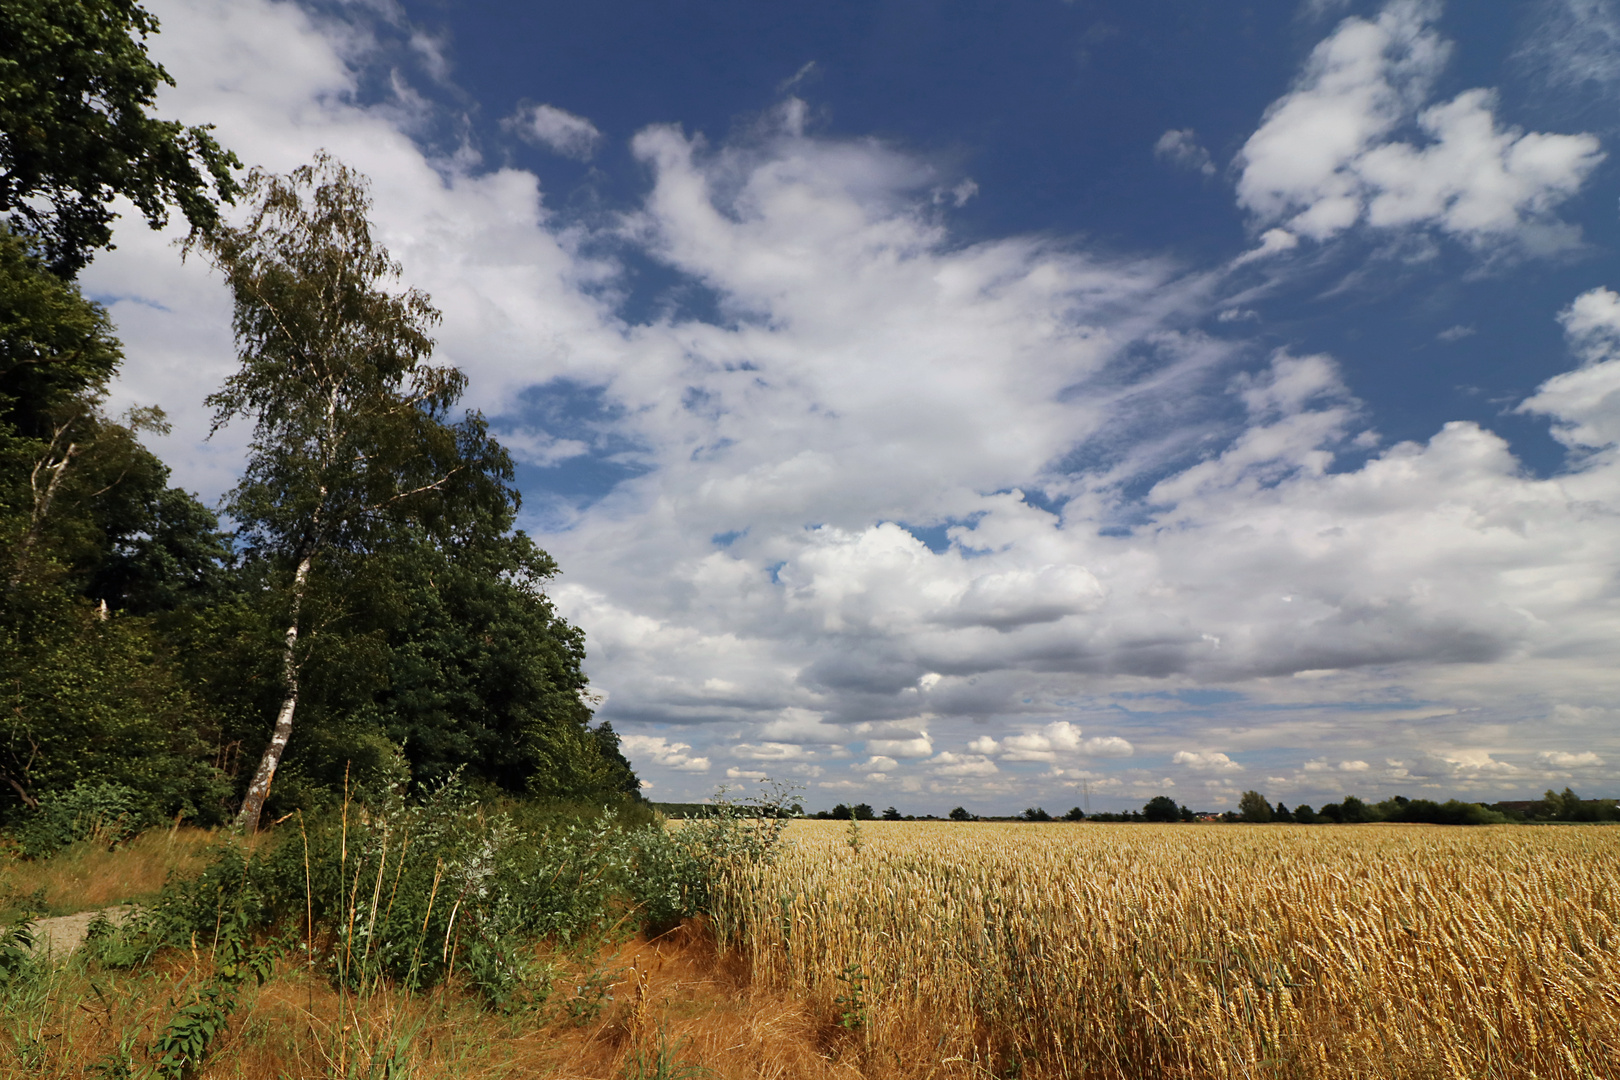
<box><xmin>829</xmin><ymin>787</ymin><xmax>1618</xmax><ymax>826</ymax></box>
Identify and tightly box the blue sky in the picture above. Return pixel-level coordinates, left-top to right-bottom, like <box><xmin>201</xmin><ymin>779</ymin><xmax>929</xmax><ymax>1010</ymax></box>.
<box><xmin>90</xmin><ymin>0</ymin><xmax>1620</xmax><ymax>811</ymax></box>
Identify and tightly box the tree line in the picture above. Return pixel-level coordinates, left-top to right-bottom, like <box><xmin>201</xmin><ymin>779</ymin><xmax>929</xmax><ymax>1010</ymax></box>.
<box><xmin>0</xmin><ymin>0</ymin><xmax>638</xmax><ymax>836</ymax></box>
<box><xmin>842</xmin><ymin>787</ymin><xmax>1619</xmax><ymax>826</ymax></box>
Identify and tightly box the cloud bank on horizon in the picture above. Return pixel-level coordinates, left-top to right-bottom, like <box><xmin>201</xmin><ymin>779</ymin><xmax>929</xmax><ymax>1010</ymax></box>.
<box><xmin>87</xmin><ymin>0</ymin><xmax>1620</xmax><ymax>811</ymax></box>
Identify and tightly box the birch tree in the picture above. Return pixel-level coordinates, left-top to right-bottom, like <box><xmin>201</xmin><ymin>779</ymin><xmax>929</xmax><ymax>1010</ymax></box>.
<box><xmin>197</xmin><ymin>155</ymin><xmax>468</xmax><ymax>832</ymax></box>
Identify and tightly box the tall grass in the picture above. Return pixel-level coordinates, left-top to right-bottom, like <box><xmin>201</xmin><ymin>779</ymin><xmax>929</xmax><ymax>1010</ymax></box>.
<box><xmin>0</xmin><ymin>827</ymin><xmax>215</xmax><ymax>919</ymax></box>
<box><xmin>717</xmin><ymin>821</ymin><xmax>1620</xmax><ymax>1079</ymax></box>
<box><xmin>0</xmin><ymin>778</ymin><xmax>795</xmax><ymax>1076</ymax></box>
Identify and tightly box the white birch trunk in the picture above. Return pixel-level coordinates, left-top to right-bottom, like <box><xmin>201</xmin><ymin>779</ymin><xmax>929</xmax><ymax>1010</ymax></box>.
<box><xmin>235</xmin><ymin>551</ymin><xmax>313</xmax><ymax>832</ymax></box>
<box><xmin>8</xmin><ymin>430</ymin><xmax>78</xmax><ymax>589</ymax></box>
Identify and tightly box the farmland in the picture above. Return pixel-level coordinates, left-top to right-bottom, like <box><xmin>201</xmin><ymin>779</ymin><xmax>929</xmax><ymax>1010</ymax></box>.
<box><xmin>716</xmin><ymin>821</ymin><xmax>1620</xmax><ymax>1079</ymax></box>
<box><xmin>0</xmin><ymin>818</ymin><xmax>1615</xmax><ymax>1078</ymax></box>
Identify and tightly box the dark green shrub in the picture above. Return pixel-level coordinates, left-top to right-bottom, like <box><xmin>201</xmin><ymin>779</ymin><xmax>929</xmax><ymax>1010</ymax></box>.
<box><xmin>15</xmin><ymin>781</ymin><xmax>154</xmax><ymax>858</ymax></box>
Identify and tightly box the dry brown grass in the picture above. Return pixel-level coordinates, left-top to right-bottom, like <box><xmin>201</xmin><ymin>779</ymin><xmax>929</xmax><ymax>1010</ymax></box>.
<box><xmin>716</xmin><ymin>821</ymin><xmax>1620</xmax><ymax>1080</ymax></box>
<box><xmin>0</xmin><ymin>827</ymin><xmax>217</xmax><ymax>919</ymax></box>
<box><xmin>0</xmin><ymin>919</ymin><xmax>863</xmax><ymax>1080</ymax></box>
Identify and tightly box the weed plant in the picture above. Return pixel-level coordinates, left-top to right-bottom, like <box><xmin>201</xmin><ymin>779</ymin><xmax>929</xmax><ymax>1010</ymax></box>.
<box><xmin>0</xmin><ymin>776</ymin><xmax>797</xmax><ymax>1076</ymax></box>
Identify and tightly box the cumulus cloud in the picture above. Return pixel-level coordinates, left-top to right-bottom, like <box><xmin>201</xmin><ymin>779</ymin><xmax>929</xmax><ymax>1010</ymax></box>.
<box><xmin>1174</xmin><ymin>751</ymin><xmax>1243</xmax><ymax>773</ymax></box>
<box><xmin>621</xmin><ymin>735</ymin><xmax>711</xmax><ymax>772</ymax></box>
<box><xmin>504</xmin><ymin>102</ymin><xmax>603</xmax><ymax>160</ymax></box>
<box><xmin>1154</xmin><ymin>128</ymin><xmax>1216</xmax><ymax>176</ymax></box>
<box><xmin>928</xmin><ymin>753</ymin><xmax>999</xmax><ymax>777</ymax></box>
<box><xmin>1237</xmin><ymin>0</ymin><xmax>1603</xmax><ymax>253</ymax></box>
<box><xmin>1520</xmin><ymin>288</ymin><xmax>1620</xmax><ymax>450</ymax></box>
<box><xmin>1083</xmin><ymin>736</ymin><xmax>1134</xmax><ymax>758</ymax></box>
<box><xmin>865</xmin><ymin>735</ymin><xmax>934</xmax><ymax>758</ymax></box>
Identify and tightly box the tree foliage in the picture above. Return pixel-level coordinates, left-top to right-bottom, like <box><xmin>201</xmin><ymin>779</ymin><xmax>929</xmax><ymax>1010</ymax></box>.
<box><xmin>191</xmin><ymin>156</ymin><xmax>633</xmax><ymax>827</ymax></box>
<box><xmin>0</xmin><ymin>0</ymin><xmax>239</xmax><ymax>276</ymax></box>
<box><xmin>1143</xmin><ymin>795</ymin><xmax>1181</xmax><ymax>822</ymax></box>
<box><xmin>1238</xmin><ymin>790</ymin><xmax>1274</xmax><ymax>823</ymax></box>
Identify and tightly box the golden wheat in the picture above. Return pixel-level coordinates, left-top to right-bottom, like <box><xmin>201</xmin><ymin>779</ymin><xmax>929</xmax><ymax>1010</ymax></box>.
<box><xmin>715</xmin><ymin>821</ymin><xmax>1620</xmax><ymax>1079</ymax></box>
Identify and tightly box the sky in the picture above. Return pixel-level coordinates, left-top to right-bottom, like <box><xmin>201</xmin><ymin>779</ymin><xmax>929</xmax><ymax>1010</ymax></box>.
<box><xmin>84</xmin><ymin>0</ymin><xmax>1620</xmax><ymax>813</ymax></box>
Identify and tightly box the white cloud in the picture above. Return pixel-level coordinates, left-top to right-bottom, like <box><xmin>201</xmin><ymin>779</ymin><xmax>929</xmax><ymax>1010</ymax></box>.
<box><xmin>1520</xmin><ymin>288</ymin><xmax>1620</xmax><ymax>450</ymax></box>
<box><xmin>866</xmin><ymin>735</ymin><xmax>934</xmax><ymax>758</ymax></box>
<box><xmin>1230</xmin><ymin>228</ymin><xmax>1301</xmax><ymax>268</ymax></box>
<box><xmin>1082</xmin><ymin>736</ymin><xmax>1134</xmax><ymax>758</ymax></box>
<box><xmin>993</xmin><ymin>721</ymin><xmax>1088</xmax><ymax>762</ymax></box>
<box><xmin>731</xmin><ymin>742</ymin><xmax>809</xmax><ymax>760</ymax></box>
<box><xmin>1237</xmin><ymin>0</ymin><xmax>1603</xmax><ymax>253</ymax></box>
<box><xmin>1436</xmin><ymin>324</ymin><xmax>1475</xmax><ymax>342</ymax></box>
<box><xmin>1154</xmin><ymin>129</ymin><xmax>1215</xmax><ymax>176</ymax></box>
<box><xmin>621</xmin><ymin>735</ymin><xmax>711</xmax><ymax>773</ymax></box>
<box><xmin>1174</xmin><ymin>751</ymin><xmax>1243</xmax><ymax>773</ymax></box>
<box><xmin>928</xmin><ymin>753</ymin><xmax>1000</xmax><ymax>777</ymax></box>
<box><xmin>1538</xmin><ymin>750</ymin><xmax>1604</xmax><ymax>767</ymax></box>
<box><xmin>504</xmin><ymin>102</ymin><xmax>603</xmax><ymax>160</ymax></box>
<box><xmin>853</xmin><ymin>756</ymin><xmax>899</xmax><ymax>773</ymax></box>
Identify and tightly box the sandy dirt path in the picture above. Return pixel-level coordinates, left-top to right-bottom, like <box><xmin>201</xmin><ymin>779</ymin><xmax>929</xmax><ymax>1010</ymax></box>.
<box><xmin>26</xmin><ymin>906</ymin><xmax>139</xmax><ymax>957</ymax></box>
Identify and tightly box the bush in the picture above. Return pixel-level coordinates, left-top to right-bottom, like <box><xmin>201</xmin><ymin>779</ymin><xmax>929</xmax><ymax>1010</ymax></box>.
<box><xmin>13</xmin><ymin>780</ymin><xmax>154</xmax><ymax>858</ymax></box>
<box><xmin>1386</xmin><ymin>798</ymin><xmax>1506</xmax><ymax>826</ymax></box>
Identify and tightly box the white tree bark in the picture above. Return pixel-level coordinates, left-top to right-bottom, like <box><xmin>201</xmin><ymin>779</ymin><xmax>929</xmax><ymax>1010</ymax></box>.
<box><xmin>7</xmin><ymin>422</ymin><xmax>78</xmax><ymax>589</ymax></box>
<box><xmin>235</xmin><ymin>550</ymin><xmax>312</xmax><ymax>832</ymax></box>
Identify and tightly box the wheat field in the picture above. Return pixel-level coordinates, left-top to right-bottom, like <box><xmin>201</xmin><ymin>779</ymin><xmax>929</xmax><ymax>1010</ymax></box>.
<box><xmin>713</xmin><ymin>821</ymin><xmax>1620</xmax><ymax>1080</ymax></box>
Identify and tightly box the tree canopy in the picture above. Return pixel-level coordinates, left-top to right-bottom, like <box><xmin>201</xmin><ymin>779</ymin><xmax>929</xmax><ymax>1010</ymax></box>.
<box><xmin>0</xmin><ymin>0</ymin><xmax>240</xmax><ymax>276</ymax></box>
<box><xmin>191</xmin><ymin>156</ymin><xmax>633</xmax><ymax>829</ymax></box>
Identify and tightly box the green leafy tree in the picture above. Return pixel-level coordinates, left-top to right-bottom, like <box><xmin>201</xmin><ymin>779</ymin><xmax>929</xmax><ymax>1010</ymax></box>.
<box><xmin>1338</xmin><ymin>795</ymin><xmax>1374</xmax><ymax>823</ymax></box>
<box><xmin>349</xmin><ymin>522</ymin><xmax>632</xmax><ymax>802</ymax></box>
<box><xmin>1142</xmin><ymin>795</ymin><xmax>1180</xmax><ymax>822</ymax></box>
<box><xmin>1063</xmin><ymin>806</ymin><xmax>1084</xmax><ymax>821</ymax></box>
<box><xmin>0</xmin><ymin>226</ymin><xmax>124</xmax><ymax>585</ymax></box>
<box><xmin>0</xmin><ymin>226</ymin><xmax>230</xmax><ymax>818</ymax></box>
<box><xmin>1238</xmin><ymin>790</ymin><xmax>1274</xmax><ymax>823</ymax></box>
<box><xmin>948</xmin><ymin>806</ymin><xmax>973</xmax><ymax>821</ymax></box>
<box><xmin>195</xmin><ymin>156</ymin><xmax>515</xmax><ymax>831</ymax></box>
<box><xmin>852</xmin><ymin>802</ymin><xmax>876</xmax><ymax>821</ymax></box>
<box><xmin>881</xmin><ymin>806</ymin><xmax>902</xmax><ymax>821</ymax></box>
<box><xmin>0</xmin><ymin>0</ymin><xmax>239</xmax><ymax>277</ymax></box>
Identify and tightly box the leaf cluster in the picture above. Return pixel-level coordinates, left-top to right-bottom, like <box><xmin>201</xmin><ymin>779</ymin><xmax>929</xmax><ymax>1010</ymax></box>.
<box><xmin>194</xmin><ymin>155</ymin><xmax>474</xmax><ymax>563</ymax></box>
<box><xmin>0</xmin><ymin>0</ymin><xmax>240</xmax><ymax>277</ymax></box>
